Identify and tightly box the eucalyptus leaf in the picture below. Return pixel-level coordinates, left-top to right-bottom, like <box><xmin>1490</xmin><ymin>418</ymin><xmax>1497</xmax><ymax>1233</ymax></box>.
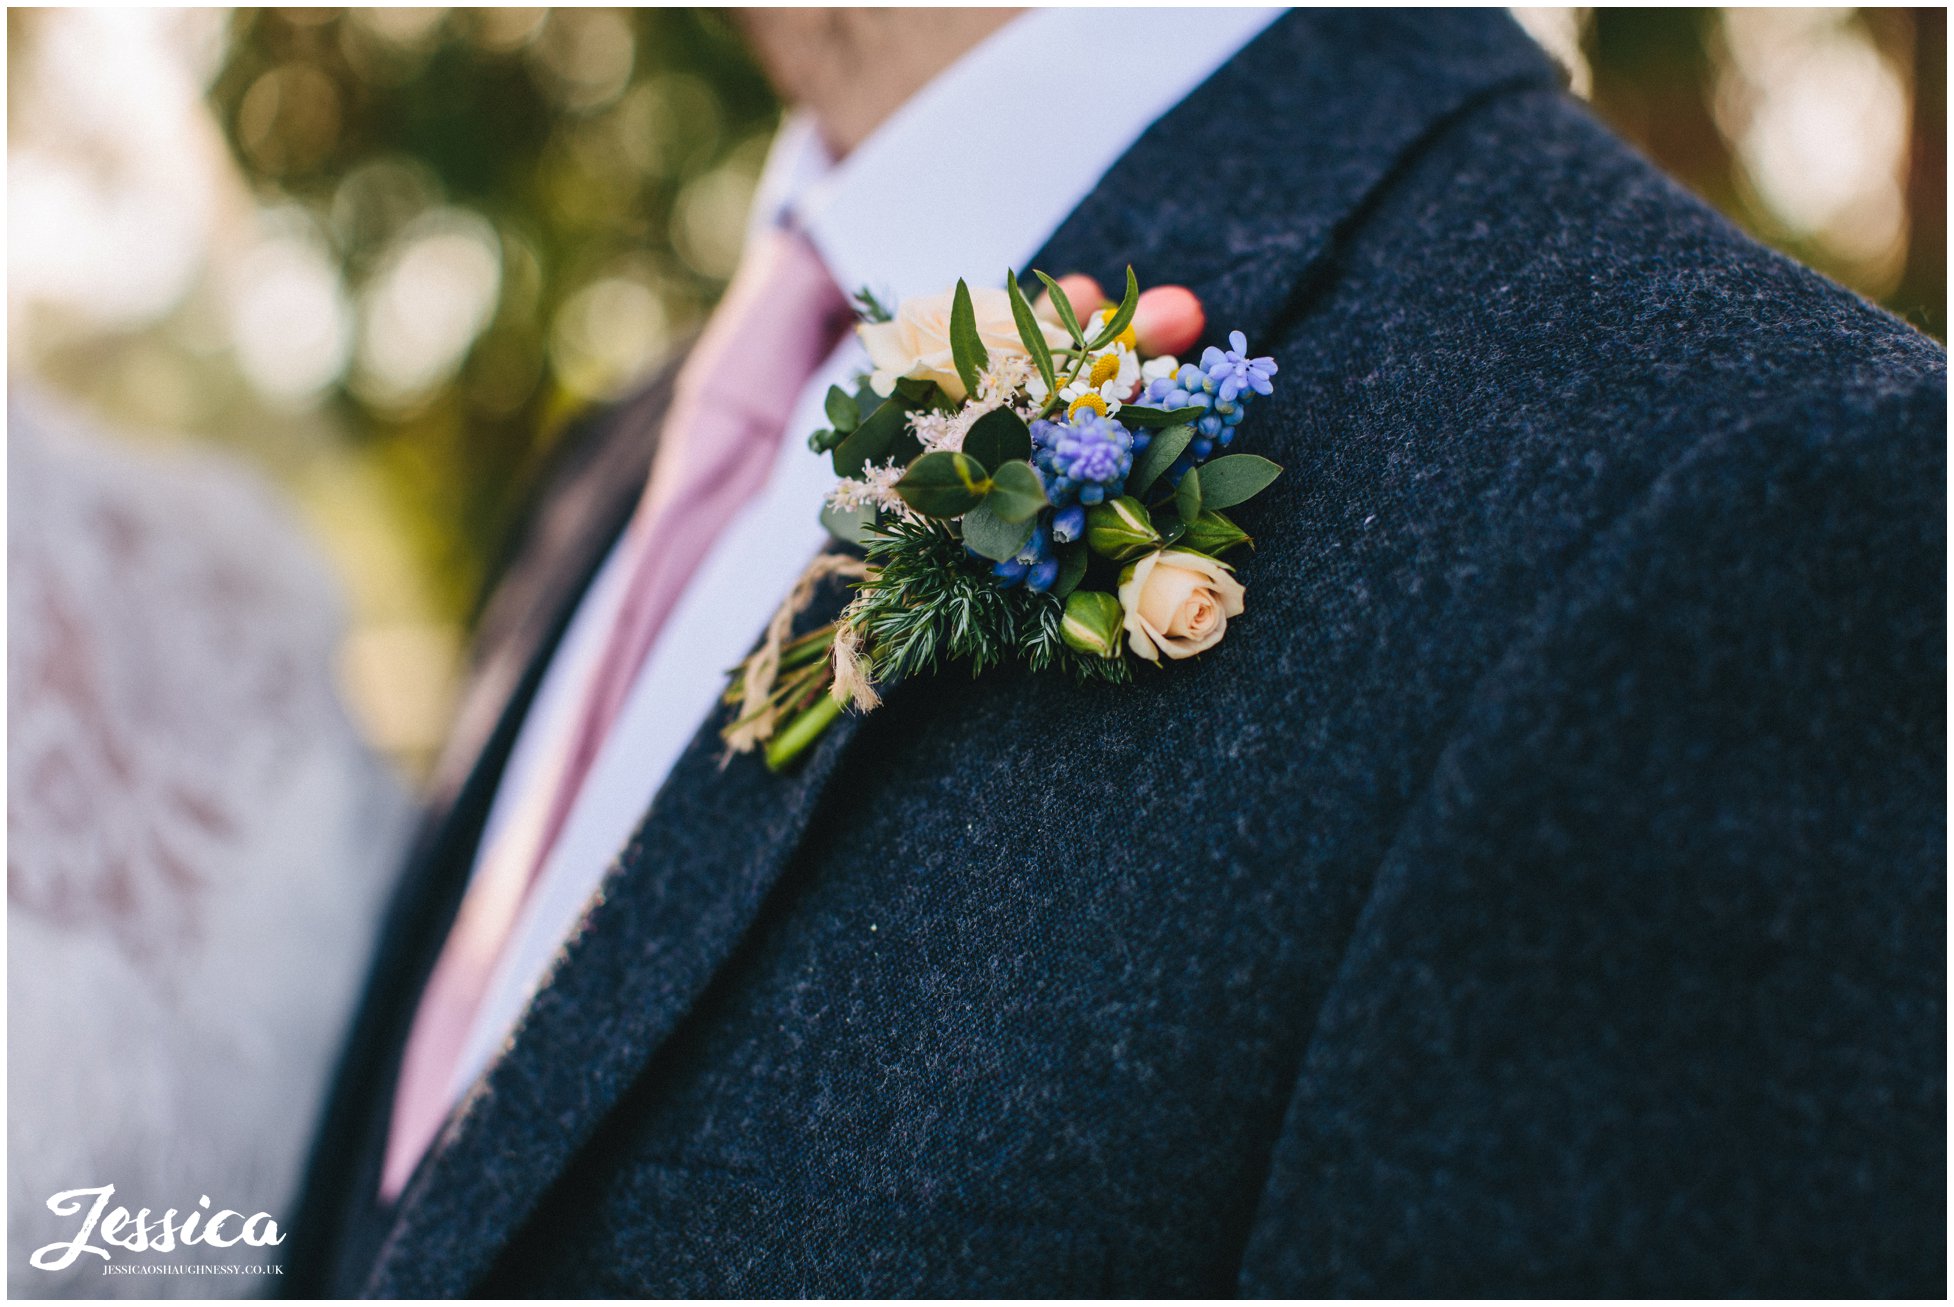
<box><xmin>895</xmin><ymin>450</ymin><xmax>989</xmax><ymax>518</ymax></box>
<box><xmin>833</xmin><ymin>395</ymin><xmax>911</xmax><ymax>477</ymax></box>
<box><xmin>963</xmin><ymin>407</ymin><xmax>1032</xmax><ymax>471</ymax></box>
<box><xmin>1033</xmin><ymin>269</ymin><xmax>1085</xmax><ymax>344</ymax></box>
<box><xmin>1007</xmin><ymin>270</ymin><xmax>1058</xmax><ymax>397</ymax></box>
<box><xmin>1087</xmin><ymin>265</ymin><xmax>1140</xmax><ymax>350</ymax></box>
<box><xmin>985</xmin><ymin>459</ymin><xmax>1049</xmax><ymax>523</ymax></box>
<box><xmin>824</xmin><ymin>385</ymin><xmax>859</xmax><ymax>432</ymax></box>
<box><xmin>1149</xmin><ymin>505</ymin><xmax>1189</xmax><ymax>547</ymax></box>
<box><xmin>885</xmin><ymin>426</ymin><xmax>924</xmax><ymax>473</ymax></box>
<box><xmin>1053</xmin><ymin>541</ymin><xmax>1089</xmax><ymax>598</ymax></box>
<box><xmin>1176</xmin><ymin>464</ymin><xmax>1204</xmax><ymax>523</ymax></box>
<box><xmin>894</xmin><ymin>375</ymin><xmax>937</xmax><ymax>405</ymax></box>
<box><xmin>1194</xmin><ymin>454</ymin><xmax>1284</xmax><ymax>509</ymax></box>
<box><xmin>819</xmin><ymin>500</ymin><xmax>876</xmax><ymax>548</ymax></box>
<box><xmin>1181</xmin><ymin>509</ymin><xmax>1252</xmax><ymax>556</ymax></box>
<box><xmin>1127</xmin><ymin>423</ymin><xmax>1194</xmax><ymax>497</ymax></box>
<box><xmin>949</xmin><ymin>278</ymin><xmax>988</xmax><ymax>399</ymax></box>
<box><xmin>960</xmin><ymin>496</ymin><xmax>1037</xmax><ymax>561</ymax></box>
<box><xmin>1120</xmin><ymin>405</ymin><xmax>1207</xmax><ymax>429</ymax></box>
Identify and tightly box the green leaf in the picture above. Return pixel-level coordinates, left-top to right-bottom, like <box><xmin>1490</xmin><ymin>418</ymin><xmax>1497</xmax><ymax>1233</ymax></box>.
<box><xmin>833</xmin><ymin>395</ymin><xmax>911</xmax><ymax>477</ymax></box>
<box><xmin>1176</xmin><ymin>464</ymin><xmax>1204</xmax><ymax>523</ymax></box>
<box><xmin>1033</xmin><ymin>269</ymin><xmax>1085</xmax><ymax>344</ymax></box>
<box><xmin>819</xmin><ymin>500</ymin><xmax>876</xmax><ymax>548</ymax></box>
<box><xmin>1148</xmin><ymin>504</ymin><xmax>1188</xmax><ymax>546</ymax></box>
<box><xmin>984</xmin><ymin>459</ymin><xmax>1048</xmax><ymax>523</ymax></box>
<box><xmin>1181</xmin><ymin>509</ymin><xmax>1251</xmax><ymax>556</ymax></box>
<box><xmin>893</xmin><ymin>375</ymin><xmax>938</xmax><ymax>405</ymax></box>
<box><xmin>824</xmin><ymin>385</ymin><xmax>859</xmax><ymax>432</ymax></box>
<box><xmin>960</xmin><ymin>496</ymin><xmax>1037</xmax><ymax>560</ymax></box>
<box><xmin>1194</xmin><ymin>454</ymin><xmax>1283</xmax><ymax>509</ymax></box>
<box><xmin>948</xmin><ymin>278</ymin><xmax>988</xmax><ymax>399</ymax></box>
<box><xmin>962</xmin><ymin>407</ymin><xmax>1032</xmax><ymax>471</ymax></box>
<box><xmin>1087</xmin><ymin>265</ymin><xmax>1140</xmax><ymax>350</ymax></box>
<box><xmin>1127</xmin><ymin>423</ymin><xmax>1194</xmax><ymax>497</ymax></box>
<box><xmin>1007</xmin><ymin>270</ymin><xmax>1058</xmax><ymax>398</ymax></box>
<box><xmin>895</xmin><ymin>450</ymin><xmax>989</xmax><ymax>518</ymax></box>
<box><xmin>851</xmin><ymin>285</ymin><xmax>894</xmax><ymax>324</ymax></box>
<box><xmin>1053</xmin><ymin>541</ymin><xmax>1089</xmax><ymax>598</ymax></box>
<box><xmin>1119</xmin><ymin>404</ymin><xmax>1207</xmax><ymax>429</ymax></box>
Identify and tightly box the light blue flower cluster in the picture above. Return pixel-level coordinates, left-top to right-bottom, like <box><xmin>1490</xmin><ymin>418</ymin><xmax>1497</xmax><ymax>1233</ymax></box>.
<box><xmin>1137</xmin><ymin>329</ymin><xmax>1279</xmax><ymax>483</ymax></box>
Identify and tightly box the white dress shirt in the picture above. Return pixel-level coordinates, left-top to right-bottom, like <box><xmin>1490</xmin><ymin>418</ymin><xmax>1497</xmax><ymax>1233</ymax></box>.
<box><xmin>439</xmin><ymin>6</ymin><xmax>1283</xmax><ymax>1115</ymax></box>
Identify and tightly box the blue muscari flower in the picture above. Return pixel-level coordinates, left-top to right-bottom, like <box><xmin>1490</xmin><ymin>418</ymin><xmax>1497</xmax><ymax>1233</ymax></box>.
<box><xmin>1032</xmin><ymin>413</ymin><xmax>1134</xmax><ymax>508</ymax></box>
<box><xmin>1136</xmin><ymin>328</ymin><xmax>1277</xmax><ymax>479</ymax></box>
<box><xmin>1051</xmin><ymin>502</ymin><xmax>1086</xmax><ymax>543</ymax></box>
<box><xmin>993</xmin><ymin>519</ymin><xmax>1058</xmax><ymax>590</ymax></box>
<box><xmin>1200</xmin><ymin>330</ymin><xmax>1278</xmax><ymax>403</ymax></box>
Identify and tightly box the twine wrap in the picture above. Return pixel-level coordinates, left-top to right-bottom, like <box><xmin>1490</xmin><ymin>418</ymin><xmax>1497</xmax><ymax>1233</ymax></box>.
<box><xmin>724</xmin><ymin>552</ymin><xmax>873</xmax><ymax>755</ymax></box>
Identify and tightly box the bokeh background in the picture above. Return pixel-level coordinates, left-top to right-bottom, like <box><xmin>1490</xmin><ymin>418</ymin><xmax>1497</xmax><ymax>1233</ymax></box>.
<box><xmin>9</xmin><ymin>7</ymin><xmax>1945</xmax><ymax>779</ymax></box>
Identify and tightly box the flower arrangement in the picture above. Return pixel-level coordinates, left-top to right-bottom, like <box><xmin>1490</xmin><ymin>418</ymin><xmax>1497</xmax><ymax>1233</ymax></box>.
<box><xmin>724</xmin><ymin>267</ymin><xmax>1281</xmax><ymax>770</ymax></box>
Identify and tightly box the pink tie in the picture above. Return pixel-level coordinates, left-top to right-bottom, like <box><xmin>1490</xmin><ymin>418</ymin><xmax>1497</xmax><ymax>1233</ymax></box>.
<box><xmin>381</xmin><ymin>225</ymin><xmax>850</xmax><ymax>1200</ymax></box>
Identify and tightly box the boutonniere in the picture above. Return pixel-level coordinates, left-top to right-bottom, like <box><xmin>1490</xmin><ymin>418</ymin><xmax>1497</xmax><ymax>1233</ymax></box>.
<box><xmin>723</xmin><ymin>267</ymin><xmax>1281</xmax><ymax>770</ymax></box>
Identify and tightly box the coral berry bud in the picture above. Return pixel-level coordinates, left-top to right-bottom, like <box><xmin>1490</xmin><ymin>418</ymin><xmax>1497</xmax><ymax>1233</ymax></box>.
<box><xmin>1132</xmin><ymin>285</ymin><xmax>1205</xmax><ymax>357</ymax></box>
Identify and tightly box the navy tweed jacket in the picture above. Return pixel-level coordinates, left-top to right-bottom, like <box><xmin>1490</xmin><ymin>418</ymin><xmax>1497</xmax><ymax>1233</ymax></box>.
<box><xmin>285</xmin><ymin>10</ymin><xmax>1945</xmax><ymax>1296</ymax></box>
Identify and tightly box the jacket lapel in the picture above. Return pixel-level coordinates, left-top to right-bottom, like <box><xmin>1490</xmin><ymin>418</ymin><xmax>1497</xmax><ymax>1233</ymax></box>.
<box><xmin>281</xmin><ymin>367</ymin><xmax>681</xmax><ymax>1292</ymax></box>
<box><xmin>362</xmin><ymin>10</ymin><xmax>1557</xmax><ymax>1295</ymax></box>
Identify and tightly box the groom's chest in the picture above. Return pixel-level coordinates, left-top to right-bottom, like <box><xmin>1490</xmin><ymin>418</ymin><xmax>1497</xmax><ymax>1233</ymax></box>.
<box><xmin>460</xmin><ymin>626</ymin><xmax>1438</xmax><ymax>1295</ymax></box>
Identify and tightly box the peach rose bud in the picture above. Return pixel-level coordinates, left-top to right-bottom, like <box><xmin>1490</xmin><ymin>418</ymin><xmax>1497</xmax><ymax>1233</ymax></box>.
<box><xmin>1132</xmin><ymin>285</ymin><xmax>1206</xmax><ymax>357</ymax></box>
<box><xmin>1035</xmin><ymin>273</ymin><xmax>1108</xmax><ymax>325</ymax></box>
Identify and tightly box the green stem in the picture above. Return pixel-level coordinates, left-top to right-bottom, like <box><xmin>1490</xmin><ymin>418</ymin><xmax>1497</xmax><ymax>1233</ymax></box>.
<box><xmin>1035</xmin><ymin>340</ymin><xmax>1095</xmax><ymax>420</ymax></box>
<box><xmin>764</xmin><ymin>691</ymin><xmax>844</xmax><ymax>773</ymax></box>
<box><xmin>722</xmin><ymin>625</ymin><xmax>837</xmax><ymax>704</ymax></box>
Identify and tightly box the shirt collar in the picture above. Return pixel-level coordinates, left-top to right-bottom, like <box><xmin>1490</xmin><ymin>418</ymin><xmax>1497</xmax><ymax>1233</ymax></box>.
<box><xmin>748</xmin><ymin>7</ymin><xmax>1283</xmax><ymax>307</ymax></box>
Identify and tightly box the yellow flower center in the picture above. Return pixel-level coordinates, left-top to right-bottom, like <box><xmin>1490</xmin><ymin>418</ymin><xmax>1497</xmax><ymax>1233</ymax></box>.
<box><xmin>1068</xmin><ymin>392</ymin><xmax>1109</xmax><ymax>420</ymax></box>
<box><xmin>1115</xmin><ymin>325</ymin><xmax>1138</xmax><ymax>350</ymax></box>
<box><xmin>1088</xmin><ymin>353</ymin><xmax>1122</xmax><ymax>387</ymax></box>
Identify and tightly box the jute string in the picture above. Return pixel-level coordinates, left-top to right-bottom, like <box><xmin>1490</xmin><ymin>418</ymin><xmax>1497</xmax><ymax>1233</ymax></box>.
<box><xmin>724</xmin><ymin>552</ymin><xmax>874</xmax><ymax>754</ymax></box>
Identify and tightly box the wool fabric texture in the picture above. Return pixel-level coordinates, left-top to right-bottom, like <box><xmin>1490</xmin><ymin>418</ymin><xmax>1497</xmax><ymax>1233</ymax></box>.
<box><xmin>285</xmin><ymin>11</ymin><xmax>1945</xmax><ymax>1297</ymax></box>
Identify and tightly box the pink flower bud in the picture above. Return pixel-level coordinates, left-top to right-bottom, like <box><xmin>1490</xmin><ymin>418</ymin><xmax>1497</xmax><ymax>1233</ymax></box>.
<box><xmin>1035</xmin><ymin>273</ymin><xmax>1108</xmax><ymax>324</ymax></box>
<box><xmin>1132</xmin><ymin>285</ymin><xmax>1205</xmax><ymax>357</ymax></box>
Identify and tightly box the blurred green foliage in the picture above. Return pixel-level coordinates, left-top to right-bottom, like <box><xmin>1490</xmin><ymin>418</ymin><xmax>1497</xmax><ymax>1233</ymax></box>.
<box><xmin>1579</xmin><ymin>6</ymin><xmax>1942</xmax><ymax>336</ymax></box>
<box><xmin>10</xmin><ymin>7</ymin><xmax>1937</xmax><ymax>773</ymax></box>
<box><xmin>199</xmin><ymin>7</ymin><xmax>1943</xmax><ymax>636</ymax></box>
<box><xmin>207</xmin><ymin>8</ymin><xmax>780</xmax><ymax>620</ymax></box>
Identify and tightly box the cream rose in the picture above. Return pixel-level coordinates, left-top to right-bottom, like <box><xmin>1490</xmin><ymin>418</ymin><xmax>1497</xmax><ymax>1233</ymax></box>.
<box><xmin>1118</xmin><ymin>549</ymin><xmax>1246</xmax><ymax>661</ymax></box>
<box><xmin>858</xmin><ymin>287</ymin><xmax>1068</xmax><ymax>403</ymax></box>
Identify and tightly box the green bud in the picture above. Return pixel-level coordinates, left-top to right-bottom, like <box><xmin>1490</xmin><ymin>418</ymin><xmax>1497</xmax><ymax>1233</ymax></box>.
<box><xmin>1084</xmin><ymin>495</ymin><xmax>1160</xmax><ymax>561</ymax></box>
<box><xmin>1181</xmin><ymin>509</ymin><xmax>1251</xmax><ymax>556</ymax></box>
<box><xmin>1060</xmin><ymin>590</ymin><xmax>1125</xmax><ymax>659</ymax></box>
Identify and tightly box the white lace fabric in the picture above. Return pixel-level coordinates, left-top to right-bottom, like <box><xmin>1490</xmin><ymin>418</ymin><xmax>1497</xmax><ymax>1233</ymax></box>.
<box><xmin>9</xmin><ymin>392</ymin><xmax>410</xmax><ymax>1297</ymax></box>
